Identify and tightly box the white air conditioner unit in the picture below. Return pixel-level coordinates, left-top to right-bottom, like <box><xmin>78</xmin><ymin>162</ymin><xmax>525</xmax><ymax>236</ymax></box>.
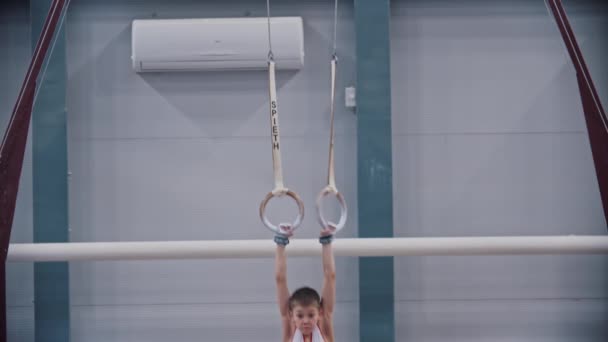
<box><xmin>131</xmin><ymin>17</ymin><xmax>304</xmax><ymax>72</ymax></box>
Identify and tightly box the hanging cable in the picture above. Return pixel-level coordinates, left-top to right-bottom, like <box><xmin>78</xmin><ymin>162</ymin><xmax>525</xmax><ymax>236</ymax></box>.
<box><xmin>266</xmin><ymin>0</ymin><xmax>274</xmax><ymax>61</ymax></box>
<box><xmin>332</xmin><ymin>0</ymin><xmax>338</xmax><ymax>57</ymax></box>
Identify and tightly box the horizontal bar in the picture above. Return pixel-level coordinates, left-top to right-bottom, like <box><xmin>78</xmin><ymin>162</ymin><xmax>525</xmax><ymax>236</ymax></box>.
<box><xmin>7</xmin><ymin>236</ymin><xmax>608</xmax><ymax>262</ymax></box>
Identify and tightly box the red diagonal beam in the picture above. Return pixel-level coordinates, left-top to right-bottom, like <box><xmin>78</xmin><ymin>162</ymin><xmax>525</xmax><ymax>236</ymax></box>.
<box><xmin>0</xmin><ymin>1</ymin><xmax>66</xmax><ymax>341</ymax></box>
<box><xmin>546</xmin><ymin>0</ymin><xmax>608</xmax><ymax>229</ymax></box>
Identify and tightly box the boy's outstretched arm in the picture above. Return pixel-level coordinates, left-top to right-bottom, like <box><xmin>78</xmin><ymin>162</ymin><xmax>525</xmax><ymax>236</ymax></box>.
<box><xmin>319</xmin><ymin>226</ymin><xmax>336</xmax><ymax>341</ymax></box>
<box><xmin>275</xmin><ymin>226</ymin><xmax>293</xmax><ymax>342</ymax></box>
<box><xmin>320</xmin><ymin>226</ymin><xmax>336</xmax><ymax>316</ymax></box>
<box><xmin>275</xmin><ymin>244</ymin><xmax>290</xmax><ymax>317</ymax></box>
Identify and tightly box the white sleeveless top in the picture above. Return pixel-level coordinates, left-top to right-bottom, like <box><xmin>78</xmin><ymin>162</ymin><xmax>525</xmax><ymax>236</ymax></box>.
<box><xmin>291</xmin><ymin>325</ymin><xmax>325</xmax><ymax>342</ymax></box>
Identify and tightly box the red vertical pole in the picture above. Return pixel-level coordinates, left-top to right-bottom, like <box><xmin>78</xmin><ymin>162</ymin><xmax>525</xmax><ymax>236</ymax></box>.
<box><xmin>546</xmin><ymin>0</ymin><xmax>608</xmax><ymax>229</ymax></box>
<box><xmin>0</xmin><ymin>1</ymin><xmax>66</xmax><ymax>340</ymax></box>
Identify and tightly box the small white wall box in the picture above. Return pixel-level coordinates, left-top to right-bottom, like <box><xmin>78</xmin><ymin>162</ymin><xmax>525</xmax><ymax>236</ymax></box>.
<box><xmin>345</xmin><ymin>86</ymin><xmax>356</xmax><ymax>108</ymax></box>
<box><xmin>131</xmin><ymin>17</ymin><xmax>304</xmax><ymax>72</ymax></box>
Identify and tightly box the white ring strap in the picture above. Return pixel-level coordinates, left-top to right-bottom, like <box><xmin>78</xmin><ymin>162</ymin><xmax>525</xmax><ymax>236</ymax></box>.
<box><xmin>259</xmin><ymin>60</ymin><xmax>305</xmax><ymax>235</ymax></box>
<box><xmin>268</xmin><ymin>60</ymin><xmax>284</xmax><ymax>191</ymax></box>
<box><xmin>316</xmin><ymin>56</ymin><xmax>347</xmax><ymax>232</ymax></box>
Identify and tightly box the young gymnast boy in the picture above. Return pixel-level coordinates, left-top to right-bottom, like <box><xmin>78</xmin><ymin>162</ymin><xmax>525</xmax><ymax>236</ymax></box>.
<box><xmin>274</xmin><ymin>224</ymin><xmax>336</xmax><ymax>342</ymax></box>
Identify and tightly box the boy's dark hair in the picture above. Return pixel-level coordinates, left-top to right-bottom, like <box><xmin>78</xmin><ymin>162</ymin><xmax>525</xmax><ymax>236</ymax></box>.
<box><xmin>289</xmin><ymin>286</ymin><xmax>321</xmax><ymax>310</ymax></box>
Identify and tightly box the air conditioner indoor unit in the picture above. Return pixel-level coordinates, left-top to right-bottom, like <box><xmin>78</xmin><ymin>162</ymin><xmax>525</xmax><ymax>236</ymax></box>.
<box><xmin>131</xmin><ymin>17</ymin><xmax>304</xmax><ymax>73</ymax></box>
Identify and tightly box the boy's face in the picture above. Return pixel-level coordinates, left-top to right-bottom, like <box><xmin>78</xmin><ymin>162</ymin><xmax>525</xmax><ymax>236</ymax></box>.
<box><xmin>291</xmin><ymin>304</ymin><xmax>320</xmax><ymax>335</ymax></box>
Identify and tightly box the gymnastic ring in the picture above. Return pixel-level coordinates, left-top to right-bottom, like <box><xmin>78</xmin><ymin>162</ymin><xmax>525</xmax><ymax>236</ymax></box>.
<box><xmin>315</xmin><ymin>185</ymin><xmax>347</xmax><ymax>233</ymax></box>
<box><xmin>259</xmin><ymin>189</ymin><xmax>305</xmax><ymax>235</ymax></box>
